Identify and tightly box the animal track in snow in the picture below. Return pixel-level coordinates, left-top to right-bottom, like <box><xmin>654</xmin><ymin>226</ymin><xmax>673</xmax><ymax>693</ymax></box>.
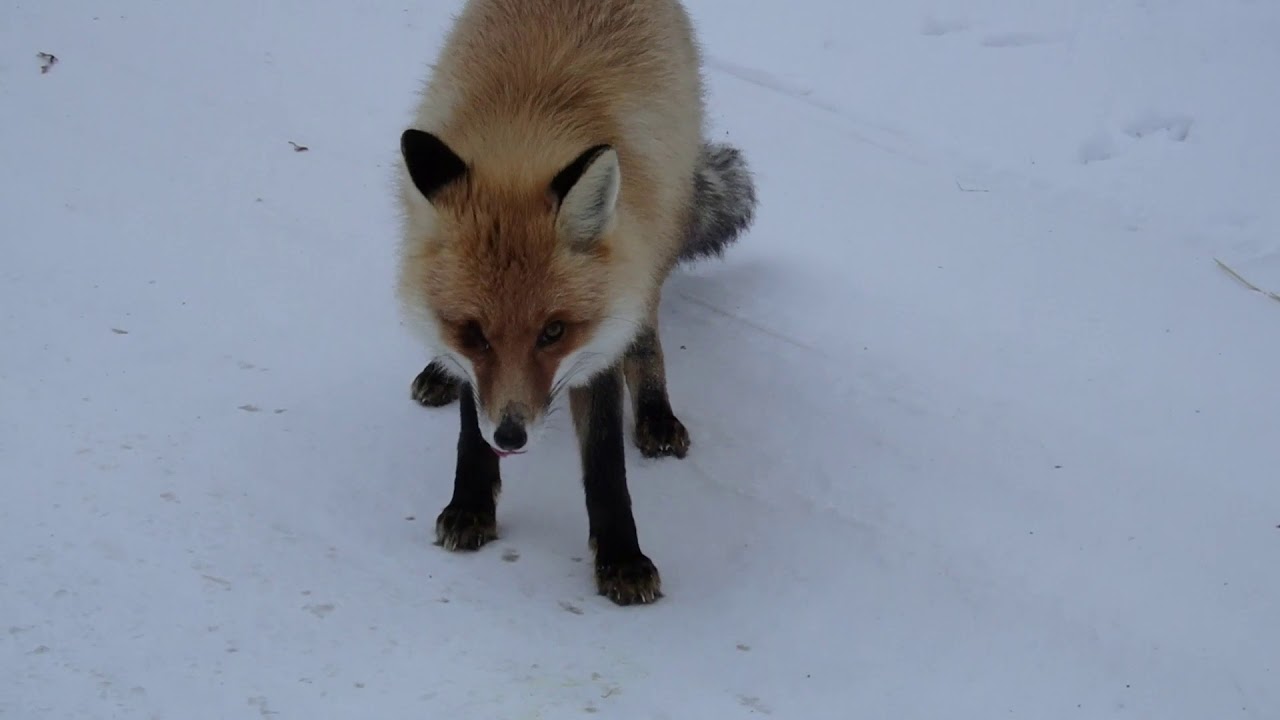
<box><xmin>1124</xmin><ymin>112</ymin><xmax>1193</xmax><ymax>142</ymax></box>
<box><xmin>1077</xmin><ymin>111</ymin><xmax>1194</xmax><ymax>164</ymax></box>
<box><xmin>1077</xmin><ymin>133</ymin><xmax>1117</xmax><ymax>164</ymax></box>
<box><xmin>919</xmin><ymin>16</ymin><xmax>969</xmax><ymax>36</ymax></box>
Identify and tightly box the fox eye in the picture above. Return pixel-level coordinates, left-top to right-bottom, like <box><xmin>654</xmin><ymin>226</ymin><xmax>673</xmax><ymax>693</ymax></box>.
<box><xmin>536</xmin><ymin>320</ymin><xmax>565</xmax><ymax>348</ymax></box>
<box><xmin>462</xmin><ymin>320</ymin><xmax>490</xmax><ymax>351</ymax></box>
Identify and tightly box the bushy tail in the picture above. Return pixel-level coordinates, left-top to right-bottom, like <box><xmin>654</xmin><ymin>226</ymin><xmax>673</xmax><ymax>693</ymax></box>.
<box><xmin>678</xmin><ymin>141</ymin><xmax>758</xmax><ymax>263</ymax></box>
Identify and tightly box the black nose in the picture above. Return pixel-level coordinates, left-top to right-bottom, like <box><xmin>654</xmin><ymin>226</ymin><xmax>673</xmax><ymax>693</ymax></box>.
<box><xmin>493</xmin><ymin>417</ymin><xmax>527</xmax><ymax>451</ymax></box>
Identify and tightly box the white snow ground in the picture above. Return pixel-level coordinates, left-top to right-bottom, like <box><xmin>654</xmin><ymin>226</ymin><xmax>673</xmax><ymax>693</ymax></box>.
<box><xmin>2</xmin><ymin>0</ymin><xmax>1278</xmax><ymax>717</ymax></box>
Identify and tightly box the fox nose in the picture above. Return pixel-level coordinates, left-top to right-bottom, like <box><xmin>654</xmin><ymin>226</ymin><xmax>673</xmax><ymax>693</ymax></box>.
<box><xmin>493</xmin><ymin>416</ymin><xmax>527</xmax><ymax>452</ymax></box>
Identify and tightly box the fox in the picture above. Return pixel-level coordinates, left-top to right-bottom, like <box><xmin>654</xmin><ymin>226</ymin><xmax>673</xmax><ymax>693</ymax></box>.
<box><xmin>394</xmin><ymin>0</ymin><xmax>757</xmax><ymax>605</ymax></box>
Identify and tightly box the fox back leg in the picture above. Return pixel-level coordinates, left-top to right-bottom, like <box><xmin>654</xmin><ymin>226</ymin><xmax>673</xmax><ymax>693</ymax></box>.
<box><xmin>624</xmin><ymin>304</ymin><xmax>691</xmax><ymax>459</ymax></box>
<box><xmin>411</xmin><ymin>359</ymin><xmax>461</xmax><ymax>407</ymax></box>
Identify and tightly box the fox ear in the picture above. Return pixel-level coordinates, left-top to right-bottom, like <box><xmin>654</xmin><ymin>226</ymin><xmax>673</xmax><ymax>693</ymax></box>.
<box><xmin>401</xmin><ymin>129</ymin><xmax>467</xmax><ymax>201</ymax></box>
<box><xmin>551</xmin><ymin>144</ymin><xmax>619</xmax><ymax>250</ymax></box>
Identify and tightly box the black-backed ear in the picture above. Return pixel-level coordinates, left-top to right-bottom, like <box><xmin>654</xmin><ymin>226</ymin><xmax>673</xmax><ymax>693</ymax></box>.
<box><xmin>401</xmin><ymin>128</ymin><xmax>468</xmax><ymax>201</ymax></box>
<box><xmin>551</xmin><ymin>144</ymin><xmax>620</xmax><ymax>250</ymax></box>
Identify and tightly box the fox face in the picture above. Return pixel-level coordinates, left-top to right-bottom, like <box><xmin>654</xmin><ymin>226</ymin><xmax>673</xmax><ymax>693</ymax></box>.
<box><xmin>397</xmin><ymin>130</ymin><xmax>647</xmax><ymax>454</ymax></box>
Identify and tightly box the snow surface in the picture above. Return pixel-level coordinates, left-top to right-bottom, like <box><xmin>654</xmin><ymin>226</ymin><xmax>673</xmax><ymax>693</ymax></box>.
<box><xmin>3</xmin><ymin>1</ymin><xmax>1278</xmax><ymax>717</ymax></box>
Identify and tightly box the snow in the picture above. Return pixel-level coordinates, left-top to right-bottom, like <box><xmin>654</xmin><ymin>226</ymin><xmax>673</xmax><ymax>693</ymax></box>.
<box><xmin>2</xmin><ymin>0</ymin><xmax>1278</xmax><ymax>717</ymax></box>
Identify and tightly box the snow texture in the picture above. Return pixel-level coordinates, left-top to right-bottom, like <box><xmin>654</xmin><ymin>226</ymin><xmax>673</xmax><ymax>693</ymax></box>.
<box><xmin>2</xmin><ymin>1</ymin><xmax>1278</xmax><ymax>718</ymax></box>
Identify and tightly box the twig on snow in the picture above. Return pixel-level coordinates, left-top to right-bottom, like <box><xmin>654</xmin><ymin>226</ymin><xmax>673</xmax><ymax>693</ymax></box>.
<box><xmin>955</xmin><ymin>179</ymin><xmax>989</xmax><ymax>193</ymax></box>
<box><xmin>1213</xmin><ymin>258</ymin><xmax>1280</xmax><ymax>304</ymax></box>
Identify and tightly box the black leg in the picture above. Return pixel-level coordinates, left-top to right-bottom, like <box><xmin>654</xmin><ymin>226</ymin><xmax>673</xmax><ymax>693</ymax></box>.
<box><xmin>411</xmin><ymin>359</ymin><xmax>461</xmax><ymax>407</ymax></box>
<box><xmin>623</xmin><ymin>310</ymin><xmax>690</xmax><ymax>459</ymax></box>
<box><xmin>435</xmin><ymin>382</ymin><xmax>501</xmax><ymax>551</ymax></box>
<box><xmin>570</xmin><ymin>364</ymin><xmax>662</xmax><ymax>605</ymax></box>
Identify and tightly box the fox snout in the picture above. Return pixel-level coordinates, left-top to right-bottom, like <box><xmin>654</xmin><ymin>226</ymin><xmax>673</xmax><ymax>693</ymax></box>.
<box><xmin>493</xmin><ymin>410</ymin><xmax>528</xmax><ymax>453</ymax></box>
<box><xmin>481</xmin><ymin>401</ymin><xmax>536</xmax><ymax>455</ymax></box>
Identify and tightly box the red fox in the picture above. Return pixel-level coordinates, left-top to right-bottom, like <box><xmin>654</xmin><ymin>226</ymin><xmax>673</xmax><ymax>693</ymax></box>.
<box><xmin>395</xmin><ymin>0</ymin><xmax>757</xmax><ymax>605</ymax></box>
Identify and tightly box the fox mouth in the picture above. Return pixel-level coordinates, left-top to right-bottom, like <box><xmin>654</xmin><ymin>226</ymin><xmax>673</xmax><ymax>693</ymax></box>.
<box><xmin>492</xmin><ymin>448</ymin><xmax>526</xmax><ymax>458</ymax></box>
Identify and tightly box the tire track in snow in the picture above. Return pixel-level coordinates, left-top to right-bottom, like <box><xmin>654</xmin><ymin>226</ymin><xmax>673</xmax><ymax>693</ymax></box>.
<box><xmin>704</xmin><ymin>52</ymin><xmax>1232</xmax><ymax>273</ymax></box>
<box><xmin>673</xmin><ymin>288</ymin><xmax>821</xmax><ymax>357</ymax></box>
<box><xmin>705</xmin><ymin>56</ymin><xmax>929</xmax><ymax>165</ymax></box>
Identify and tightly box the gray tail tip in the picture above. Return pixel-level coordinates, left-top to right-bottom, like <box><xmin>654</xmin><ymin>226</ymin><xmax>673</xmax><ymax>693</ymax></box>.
<box><xmin>678</xmin><ymin>141</ymin><xmax>759</xmax><ymax>263</ymax></box>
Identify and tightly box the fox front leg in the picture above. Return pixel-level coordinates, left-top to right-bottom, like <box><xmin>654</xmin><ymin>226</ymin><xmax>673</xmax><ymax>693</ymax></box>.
<box><xmin>434</xmin><ymin>382</ymin><xmax>501</xmax><ymax>551</ymax></box>
<box><xmin>571</xmin><ymin>364</ymin><xmax>662</xmax><ymax>605</ymax></box>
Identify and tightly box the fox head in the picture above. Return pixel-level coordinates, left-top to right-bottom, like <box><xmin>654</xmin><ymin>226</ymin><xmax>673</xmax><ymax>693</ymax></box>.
<box><xmin>396</xmin><ymin>129</ymin><xmax>647</xmax><ymax>455</ymax></box>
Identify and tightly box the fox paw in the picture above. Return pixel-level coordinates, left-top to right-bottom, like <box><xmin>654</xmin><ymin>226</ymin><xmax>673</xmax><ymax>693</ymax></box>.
<box><xmin>595</xmin><ymin>553</ymin><xmax>663</xmax><ymax>606</ymax></box>
<box><xmin>411</xmin><ymin>362</ymin><xmax>460</xmax><ymax>407</ymax></box>
<box><xmin>435</xmin><ymin>505</ymin><xmax>497</xmax><ymax>551</ymax></box>
<box><xmin>634</xmin><ymin>408</ymin><xmax>690</xmax><ymax>459</ymax></box>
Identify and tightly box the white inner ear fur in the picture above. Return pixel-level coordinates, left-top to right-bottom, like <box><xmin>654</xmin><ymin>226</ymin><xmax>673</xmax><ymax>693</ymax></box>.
<box><xmin>556</xmin><ymin>148</ymin><xmax>620</xmax><ymax>249</ymax></box>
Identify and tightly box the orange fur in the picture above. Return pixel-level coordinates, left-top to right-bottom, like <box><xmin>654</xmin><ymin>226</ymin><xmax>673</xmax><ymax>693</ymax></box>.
<box><xmin>395</xmin><ymin>0</ymin><xmax>707</xmax><ymax>447</ymax></box>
